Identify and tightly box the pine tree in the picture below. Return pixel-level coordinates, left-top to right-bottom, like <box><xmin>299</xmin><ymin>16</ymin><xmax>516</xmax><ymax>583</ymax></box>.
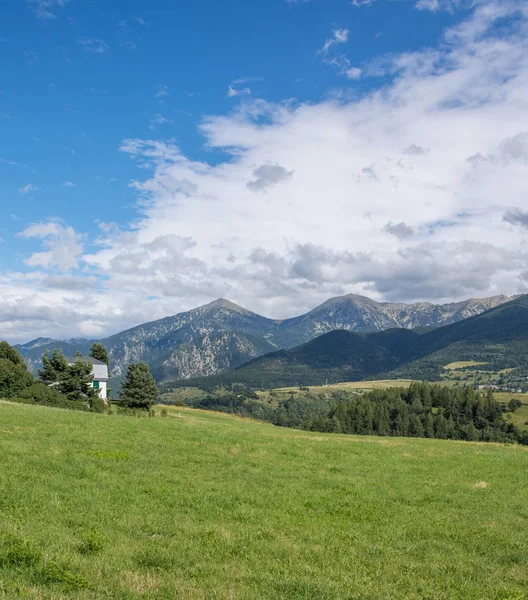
<box><xmin>424</xmin><ymin>413</ymin><xmax>435</xmax><ymax>438</ymax></box>
<box><xmin>60</xmin><ymin>358</ymin><xmax>97</xmax><ymax>401</ymax></box>
<box><xmin>39</xmin><ymin>350</ymin><xmax>69</xmax><ymax>384</ymax></box>
<box><xmin>90</xmin><ymin>343</ymin><xmax>110</xmax><ymax>370</ymax></box>
<box><xmin>409</xmin><ymin>414</ymin><xmax>425</xmax><ymax>437</ymax></box>
<box><xmin>39</xmin><ymin>350</ymin><xmax>95</xmax><ymax>402</ymax></box>
<box><xmin>120</xmin><ymin>362</ymin><xmax>159</xmax><ymax>411</ymax></box>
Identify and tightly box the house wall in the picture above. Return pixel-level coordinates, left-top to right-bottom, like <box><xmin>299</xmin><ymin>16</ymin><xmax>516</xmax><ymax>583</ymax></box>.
<box><xmin>91</xmin><ymin>381</ymin><xmax>108</xmax><ymax>401</ymax></box>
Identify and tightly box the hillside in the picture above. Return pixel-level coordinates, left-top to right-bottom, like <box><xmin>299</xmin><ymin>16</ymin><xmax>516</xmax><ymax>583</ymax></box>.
<box><xmin>1</xmin><ymin>401</ymin><xmax>527</xmax><ymax>599</ymax></box>
<box><xmin>16</xmin><ymin>294</ymin><xmax>515</xmax><ymax>386</ymax></box>
<box><xmin>175</xmin><ymin>295</ymin><xmax>528</xmax><ymax>389</ymax></box>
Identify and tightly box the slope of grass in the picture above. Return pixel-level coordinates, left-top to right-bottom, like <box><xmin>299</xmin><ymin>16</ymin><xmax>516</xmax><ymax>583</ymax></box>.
<box><xmin>1</xmin><ymin>401</ymin><xmax>527</xmax><ymax>600</ymax></box>
<box><xmin>443</xmin><ymin>361</ymin><xmax>489</xmax><ymax>370</ymax></box>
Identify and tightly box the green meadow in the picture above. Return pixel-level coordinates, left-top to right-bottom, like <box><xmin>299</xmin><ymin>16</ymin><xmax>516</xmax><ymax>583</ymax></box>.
<box><xmin>1</xmin><ymin>401</ymin><xmax>527</xmax><ymax>600</ymax></box>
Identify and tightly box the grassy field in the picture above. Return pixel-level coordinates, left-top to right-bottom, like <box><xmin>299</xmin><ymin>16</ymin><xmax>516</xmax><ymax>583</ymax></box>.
<box><xmin>256</xmin><ymin>380</ymin><xmax>418</xmax><ymax>404</ymax></box>
<box><xmin>1</xmin><ymin>402</ymin><xmax>528</xmax><ymax>600</ymax></box>
<box><xmin>443</xmin><ymin>361</ymin><xmax>489</xmax><ymax>370</ymax></box>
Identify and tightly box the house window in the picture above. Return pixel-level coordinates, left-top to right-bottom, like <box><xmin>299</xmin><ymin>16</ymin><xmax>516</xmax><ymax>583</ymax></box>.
<box><xmin>93</xmin><ymin>381</ymin><xmax>100</xmax><ymax>390</ymax></box>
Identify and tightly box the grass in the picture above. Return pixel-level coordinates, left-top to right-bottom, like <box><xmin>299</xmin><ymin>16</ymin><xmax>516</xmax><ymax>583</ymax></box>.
<box><xmin>1</xmin><ymin>401</ymin><xmax>528</xmax><ymax>599</ymax></box>
<box><xmin>257</xmin><ymin>379</ymin><xmax>418</xmax><ymax>404</ymax></box>
<box><xmin>160</xmin><ymin>387</ymin><xmax>206</xmax><ymax>405</ymax></box>
<box><xmin>443</xmin><ymin>361</ymin><xmax>489</xmax><ymax>370</ymax></box>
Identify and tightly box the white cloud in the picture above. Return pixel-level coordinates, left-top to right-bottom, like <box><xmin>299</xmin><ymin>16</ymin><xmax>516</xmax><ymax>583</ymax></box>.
<box><xmin>155</xmin><ymin>84</ymin><xmax>169</xmax><ymax>99</ymax></box>
<box><xmin>148</xmin><ymin>114</ymin><xmax>173</xmax><ymax>130</ymax></box>
<box><xmin>227</xmin><ymin>77</ymin><xmax>262</xmax><ymax>98</ymax></box>
<box><xmin>247</xmin><ymin>164</ymin><xmax>294</xmax><ymax>192</ymax></box>
<box><xmin>318</xmin><ymin>29</ymin><xmax>362</xmax><ymax>80</ymax></box>
<box><xmin>77</xmin><ymin>38</ymin><xmax>110</xmax><ymax>54</ymax></box>
<box><xmin>2</xmin><ymin>0</ymin><xmax>528</xmax><ymax>341</ymax></box>
<box><xmin>29</xmin><ymin>0</ymin><xmax>71</xmax><ymax>20</ymax></box>
<box><xmin>18</xmin><ymin>221</ymin><xmax>84</xmax><ymax>271</ymax></box>
<box><xmin>345</xmin><ymin>67</ymin><xmax>362</xmax><ymax>80</ymax></box>
<box><xmin>63</xmin><ymin>181</ymin><xmax>76</xmax><ymax>188</ymax></box>
<box><xmin>320</xmin><ymin>29</ymin><xmax>349</xmax><ymax>56</ymax></box>
<box><xmin>18</xmin><ymin>184</ymin><xmax>37</xmax><ymax>195</ymax></box>
<box><xmin>415</xmin><ymin>0</ymin><xmax>474</xmax><ymax>12</ymax></box>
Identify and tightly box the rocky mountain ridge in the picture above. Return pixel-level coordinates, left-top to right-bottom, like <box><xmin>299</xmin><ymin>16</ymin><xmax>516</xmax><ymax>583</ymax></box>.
<box><xmin>16</xmin><ymin>293</ymin><xmax>516</xmax><ymax>385</ymax></box>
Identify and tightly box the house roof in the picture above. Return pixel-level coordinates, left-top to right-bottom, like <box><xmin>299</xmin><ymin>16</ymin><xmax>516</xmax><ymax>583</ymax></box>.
<box><xmin>65</xmin><ymin>356</ymin><xmax>109</xmax><ymax>381</ymax></box>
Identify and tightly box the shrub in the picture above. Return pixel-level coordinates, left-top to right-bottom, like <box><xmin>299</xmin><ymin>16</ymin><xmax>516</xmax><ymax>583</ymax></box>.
<box><xmin>20</xmin><ymin>382</ymin><xmax>64</xmax><ymax>405</ymax></box>
<box><xmin>508</xmin><ymin>398</ymin><xmax>522</xmax><ymax>413</ymax></box>
<box><xmin>161</xmin><ymin>408</ymin><xmax>168</xmax><ymax>417</ymax></box>
<box><xmin>90</xmin><ymin>397</ymin><xmax>106</xmax><ymax>414</ymax></box>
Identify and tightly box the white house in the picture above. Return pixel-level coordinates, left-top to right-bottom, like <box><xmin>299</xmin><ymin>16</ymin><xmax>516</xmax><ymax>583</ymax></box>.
<box><xmin>66</xmin><ymin>357</ymin><xmax>109</xmax><ymax>400</ymax></box>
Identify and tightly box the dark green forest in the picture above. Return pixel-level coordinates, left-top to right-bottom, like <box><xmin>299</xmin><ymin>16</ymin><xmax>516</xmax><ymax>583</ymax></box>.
<box><xmin>186</xmin><ymin>382</ymin><xmax>528</xmax><ymax>445</ymax></box>
<box><xmin>167</xmin><ymin>295</ymin><xmax>528</xmax><ymax>390</ymax></box>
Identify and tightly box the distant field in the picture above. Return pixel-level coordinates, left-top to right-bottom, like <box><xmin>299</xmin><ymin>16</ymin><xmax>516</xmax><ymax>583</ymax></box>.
<box><xmin>1</xmin><ymin>401</ymin><xmax>527</xmax><ymax>599</ymax></box>
<box><xmin>272</xmin><ymin>379</ymin><xmax>417</xmax><ymax>393</ymax></box>
<box><xmin>160</xmin><ymin>387</ymin><xmax>206</xmax><ymax>405</ymax></box>
<box><xmin>443</xmin><ymin>361</ymin><xmax>488</xmax><ymax>370</ymax></box>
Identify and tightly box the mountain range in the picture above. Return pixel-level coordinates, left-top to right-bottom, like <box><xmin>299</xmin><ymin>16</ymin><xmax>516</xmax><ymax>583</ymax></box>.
<box><xmin>176</xmin><ymin>294</ymin><xmax>528</xmax><ymax>389</ymax></box>
<box><xmin>15</xmin><ymin>293</ymin><xmax>516</xmax><ymax>385</ymax></box>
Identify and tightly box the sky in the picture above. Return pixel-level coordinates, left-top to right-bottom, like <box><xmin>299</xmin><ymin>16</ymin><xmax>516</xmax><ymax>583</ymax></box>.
<box><xmin>1</xmin><ymin>0</ymin><xmax>528</xmax><ymax>343</ymax></box>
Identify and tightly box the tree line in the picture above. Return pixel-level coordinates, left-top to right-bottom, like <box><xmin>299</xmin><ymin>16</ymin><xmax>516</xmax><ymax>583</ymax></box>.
<box><xmin>0</xmin><ymin>341</ymin><xmax>159</xmax><ymax>413</ymax></box>
<box><xmin>186</xmin><ymin>382</ymin><xmax>528</xmax><ymax>445</ymax></box>
<box><xmin>306</xmin><ymin>382</ymin><xmax>527</xmax><ymax>444</ymax></box>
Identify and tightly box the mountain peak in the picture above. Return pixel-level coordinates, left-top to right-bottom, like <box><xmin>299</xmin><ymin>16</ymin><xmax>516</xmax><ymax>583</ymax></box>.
<box><xmin>203</xmin><ymin>298</ymin><xmax>243</xmax><ymax>311</ymax></box>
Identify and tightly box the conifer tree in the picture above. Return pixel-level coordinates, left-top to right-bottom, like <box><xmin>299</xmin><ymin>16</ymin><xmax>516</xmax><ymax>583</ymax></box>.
<box><xmin>90</xmin><ymin>343</ymin><xmax>110</xmax><ymax>369</ymax></box>
<box><xmin>120</xmin><ymin>362</ymin><xmax>159</xmax><ymax>411</ymax></box>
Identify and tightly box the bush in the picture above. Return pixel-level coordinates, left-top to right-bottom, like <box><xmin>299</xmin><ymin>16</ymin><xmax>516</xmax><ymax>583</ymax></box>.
<box><xmin>161</xmin><ymin>408</ymin><xmax>168</xmax><ymax>418</ymax></box>
<box><xmin>508</xmin><ymin>398</ymin><xmax>522</xmax><ymax>413</ymax></box>
<box><xmin>20</xmin><ymin>382</ymin><xmax>64</xmax><ymax>405</ymax></box>
<box><xmin>90</xmin><ymin>397</ymin><xmax>106</xmax><ymax>414</ymax></box>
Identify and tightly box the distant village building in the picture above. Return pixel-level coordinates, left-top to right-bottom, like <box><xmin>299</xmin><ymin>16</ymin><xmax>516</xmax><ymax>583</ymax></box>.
<box><xmin>66</xmin><ymin>357</ymin><xmax>109</xmax><ymax>400</ymax></box>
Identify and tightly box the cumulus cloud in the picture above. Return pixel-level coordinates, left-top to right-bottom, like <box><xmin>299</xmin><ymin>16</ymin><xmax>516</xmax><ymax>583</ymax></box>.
<box><xmin>403</xmin><ymin>144</ymin><xmax>430</xmax><ymax>156</ymax></box>
<box><xmin>3</xmin><ymin>0</ymin><xmax>528</xmax><ymax>341</ymax></box>
<box><xmin>246</xmin><ymin>164</ymin><xmax>293</xmax><ymax>192</ymax></box>
<box><xmin>18</xmin><ymin>221</ymin><xmax>84</xmax><ymax>271</ymax></box>
<box><xmin>503</xmin><ymin>209</ymin><xmax>528</xmax><ymax>229</ymax></box>
<box><xmin>384</xmin><ymin>222</ymin><xmax>414</xmax><ymax>239</ymax></box>
<box><xmin>497</xmin><ymin>132</ymin><xmax>528</xmax><ymax>166</ymax></box>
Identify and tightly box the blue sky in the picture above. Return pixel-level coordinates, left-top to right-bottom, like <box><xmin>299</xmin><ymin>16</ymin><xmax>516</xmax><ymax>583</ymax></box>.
<box><xmin>1</xmin><ymin>0</ymin><xmax>528</xmax><ymax>342</ymax></box>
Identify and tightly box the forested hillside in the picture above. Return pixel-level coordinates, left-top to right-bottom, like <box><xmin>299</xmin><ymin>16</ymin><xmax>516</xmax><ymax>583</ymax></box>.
<box><xmin>170</xmin><ymin>295</ymin><xmax>528</xmax><ymax>389</ymax></box>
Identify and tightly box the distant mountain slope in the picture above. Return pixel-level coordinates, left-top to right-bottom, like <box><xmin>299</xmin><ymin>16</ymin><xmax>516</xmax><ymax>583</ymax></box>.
<box><xmin>15</xmin><ymin>293</ymin><xmax>517</xmax><ymax>385</ymax></box>
<box><xmin>173</xmin><ymin>295</ymin><xmax>528</xmax><ymax>389</ymax></box>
